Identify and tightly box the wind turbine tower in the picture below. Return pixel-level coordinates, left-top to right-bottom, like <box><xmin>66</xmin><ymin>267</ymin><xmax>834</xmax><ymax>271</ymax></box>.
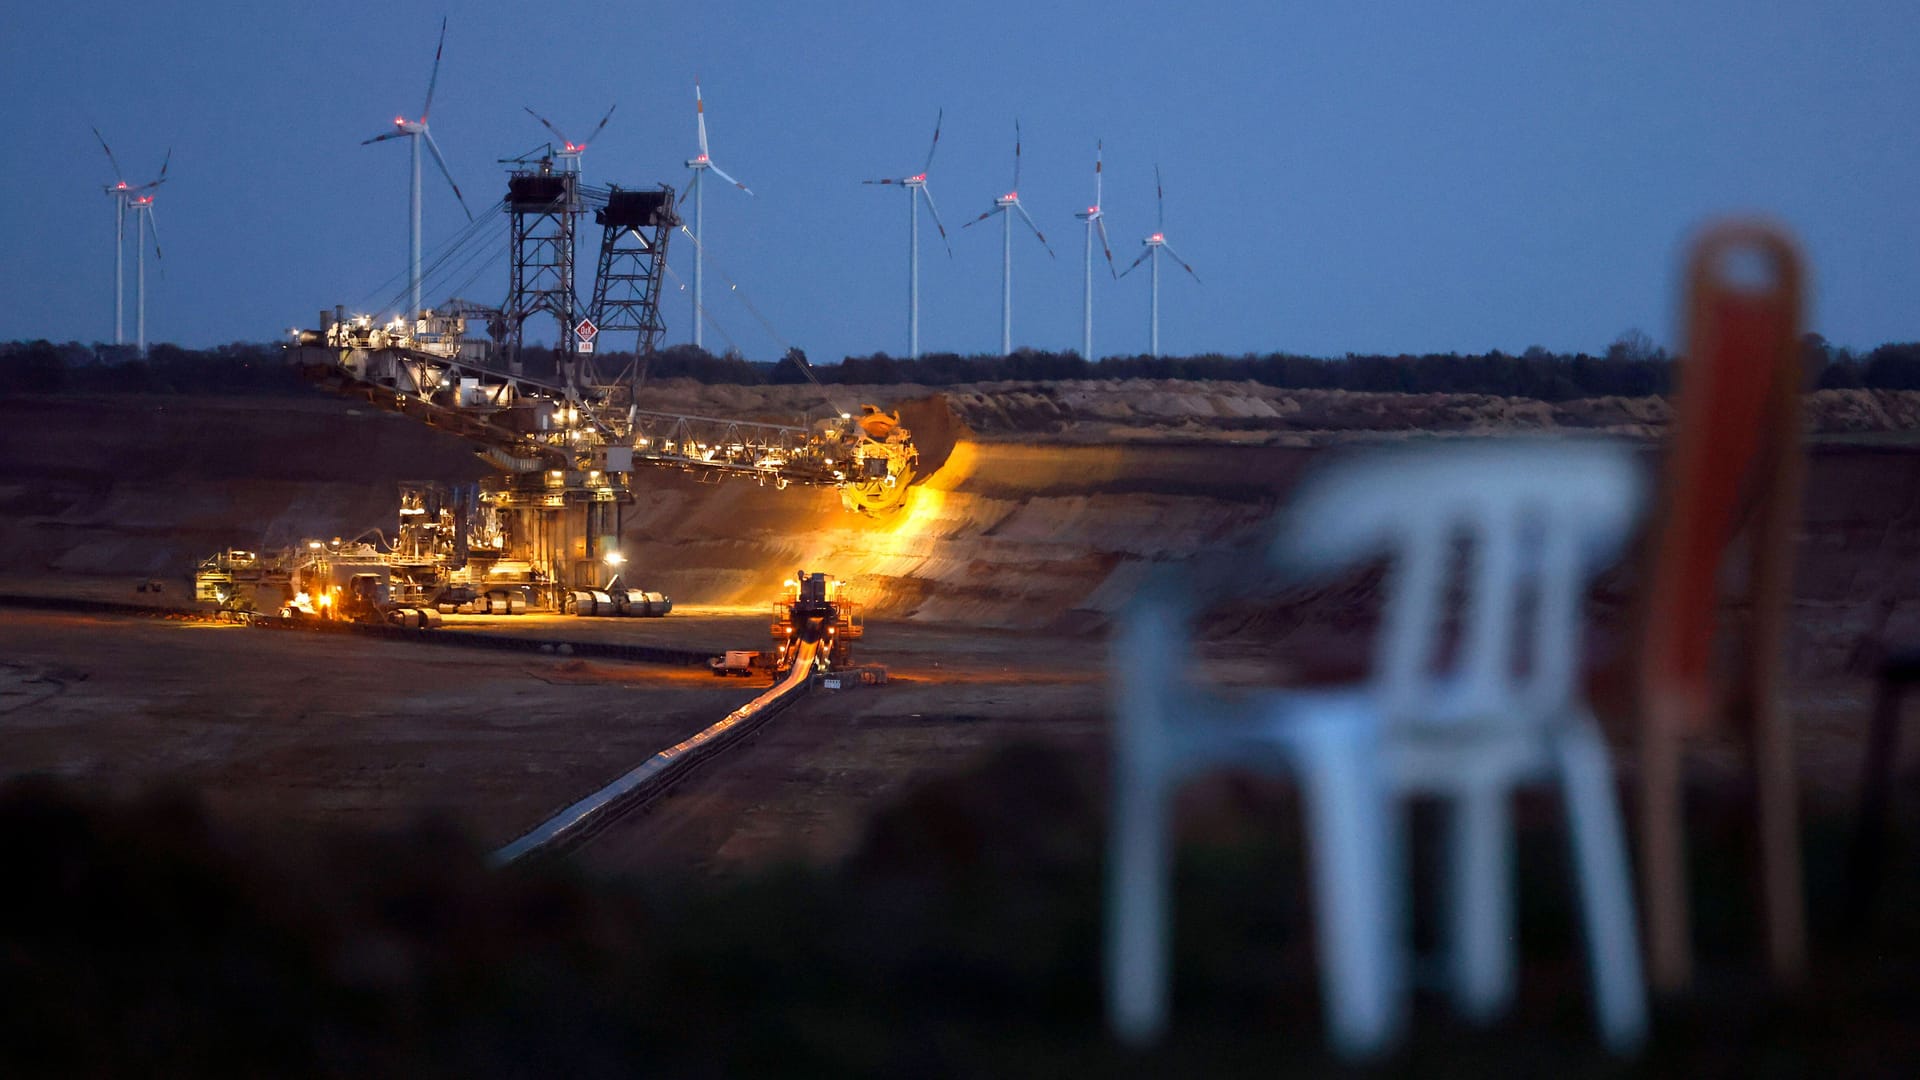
<box><xmin>525</xmin><ymin>102</ymin><xmax>616</xmax><ymax>177</ymax></box>
<box><xmin>362</xmin><ymin>17</ymin><xmax>473</xmax><ymax>319</ymax></box>
<box><xmin>93</xmin><ymin>128</ymin><xmax>167</xmax><ymax>348</ymax></box>
<box><xmin>1073</xmin><ymin>140</ymin><xmax>1116</xmax><ymax>360</ymax></box>
<box><xmin>128</xmin><ymin>186</ymin><xmax>164</xmax><ymax>356</ymax></box>
<box><xmin>1120</xmin><ymin>166</ymin><xmax>1201</xmax><ymax>357</ymax></box>
<box><xmin>963</xmin><ymin>121</ymin><xmax>1055</xmax><ymax>356</ymax></box>
<box><xmin>863</xmin><ymin>109</ymin><xmax>951</xmax><ymax>360</ymax></box>
<box><xmin>681</xmin><ymin>81</ymin><xmax>753</xmax><ymax>350</ymax></box>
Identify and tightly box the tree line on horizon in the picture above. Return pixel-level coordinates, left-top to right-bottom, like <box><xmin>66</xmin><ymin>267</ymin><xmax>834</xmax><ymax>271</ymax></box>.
<box><xmin>4</xmin><ymin>333</ymin><xmax>1918</xmax><ymax>402</ymax></box>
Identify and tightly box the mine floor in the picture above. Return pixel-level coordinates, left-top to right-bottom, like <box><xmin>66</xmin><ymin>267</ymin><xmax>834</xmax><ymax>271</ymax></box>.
<box><xmin>0</xmin><ymin>582</ymin><xmax>1108</xmax><ymax>871</ymax></box>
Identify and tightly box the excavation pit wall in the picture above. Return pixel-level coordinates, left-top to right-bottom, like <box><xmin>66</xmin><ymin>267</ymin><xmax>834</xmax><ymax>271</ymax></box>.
<box><xmin>6</xmin><ymin>391</ymin><xmax>1920</xmax><ymax>679</ymax></box>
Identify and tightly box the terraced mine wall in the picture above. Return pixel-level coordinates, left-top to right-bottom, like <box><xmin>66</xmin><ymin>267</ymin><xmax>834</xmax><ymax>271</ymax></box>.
<box><xmin>7</xmin><ymin>391</ymin><xmax>1920</xmax><ymax>675</ymax></box>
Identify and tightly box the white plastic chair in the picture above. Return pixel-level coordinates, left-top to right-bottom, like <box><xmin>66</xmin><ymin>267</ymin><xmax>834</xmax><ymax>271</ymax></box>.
<box><xmin>1106</xmin><ymin>438</ymin><xmax>1649</xmax><ymax>1058</ymax></box>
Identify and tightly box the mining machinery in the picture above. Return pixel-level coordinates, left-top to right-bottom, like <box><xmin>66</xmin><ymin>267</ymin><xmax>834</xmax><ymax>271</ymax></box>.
<box><xmin>283</xmin><ymin>154</ymin><xmax>919</xmax><ymax>611</ymax></box>
<box><xmin>769</xmin><ymin>571</ymin><xmax>861</xmax><ymax>673</ymax></box>
<box><xmin>193</xmin><ymin>475</ymin><xmax>679</xmax><ymax>622</ymax></box>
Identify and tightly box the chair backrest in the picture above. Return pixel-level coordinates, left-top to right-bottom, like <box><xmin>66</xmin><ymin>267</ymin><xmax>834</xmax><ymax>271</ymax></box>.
<box><xmin>1274</xmin><ymin>439</ymin><xmax>1643</xmax><ymax>729</ymax></box>
<box><xmin>1639</xmin><ymin>224</ymin><xmax>1805</xmax><ymax>731</ymax></box>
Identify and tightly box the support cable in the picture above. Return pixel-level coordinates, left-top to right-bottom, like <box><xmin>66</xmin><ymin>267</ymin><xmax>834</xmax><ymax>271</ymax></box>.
<box><xmin>673</xmin><ymin>225</ymin><xmax>853</xmax><ymax>418</ymax></box>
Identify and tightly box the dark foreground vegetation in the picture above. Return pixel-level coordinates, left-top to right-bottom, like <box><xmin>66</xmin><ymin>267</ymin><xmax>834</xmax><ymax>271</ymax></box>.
<box><xmin>7</xmin><ymin>335</ymin><xmax>1920</xmax><ymax>402</ymax></box>
<box><xmin>2</xmin><ymin>746</ymin><xmax>1915</xmax><ymax>1077</ymax></box>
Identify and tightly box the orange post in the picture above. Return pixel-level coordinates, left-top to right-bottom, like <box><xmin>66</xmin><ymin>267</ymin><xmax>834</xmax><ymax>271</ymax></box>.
<box><xmin>1637</xmin><ymin>222</ymin><xmax>1807</xmax><ymax>992</ymax></box>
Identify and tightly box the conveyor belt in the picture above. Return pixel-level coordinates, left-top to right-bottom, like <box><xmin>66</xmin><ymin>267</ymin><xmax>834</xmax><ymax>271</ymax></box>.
<box><xmin>490</xmin><ymin>639</ymin><xmax>820</xmax><ymax>865</ymax></box>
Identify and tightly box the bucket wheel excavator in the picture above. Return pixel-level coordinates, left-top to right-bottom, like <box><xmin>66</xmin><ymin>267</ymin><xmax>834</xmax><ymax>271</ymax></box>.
<box><xmin>288</xmin><ymin>167</ymin><xmax>919</xmax><ymax>518</ymax></box>
<box><xmin>289</xmin><ymin>315</ymin><xmax>918</xmax><ymax>515</ymax></box>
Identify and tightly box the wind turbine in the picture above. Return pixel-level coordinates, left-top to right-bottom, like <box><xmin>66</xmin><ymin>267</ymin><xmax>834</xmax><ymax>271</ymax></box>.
<box><xmin>862</xmin><ymin>108</ymin><xmax>951</xmax><ymax>360</ymax></box>
<box><xmin>128</xmin><ymin>182</ymin><xmax>164</xmax><ymax>357</ymax></box>
<box><xmin>963</xmin><ymin>120</ymin><xmax>1055</xmax><ymax>356</ymax></box>
<box><xmin>93</xmin><ymin>128</ymin><xmax>167</xmax><ymax>347</ymax></box>
<box><xmin>680</xmin><ymin>81</ymin><xmax>753</xmax><ymax>351</ymax></box>
<box><xmin>1119</xmin><ymin>165</ymin><xmax>1201</xmax><ymax>357</ymax></box>
<box><xmin>1073</xmin><ymin>140</ymin><xmax>1117</xmax><ymax>360</ymax></box>
<box><xmin>92</xmin><ymin>130</ymin><xmax>169</xmax><ymax>353</ymax></box>
<box><xmin>524</xmin><ymin>102</ymin><xmax>616</xmax><ymax>176</ymax></box>
<box><xmin>362</xmin><ymin>16</ymin><xmax>473</xmax><ymax>320</ymax></box>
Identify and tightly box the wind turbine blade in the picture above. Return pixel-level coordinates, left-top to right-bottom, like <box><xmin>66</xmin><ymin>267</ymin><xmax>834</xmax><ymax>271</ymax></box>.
<box><xmin>695</xmin><ymin>81</ymin><xmax>709</xmax><ymax>158</ymax></box>
<box><xmin>1095</xmin><ymin>217</ymin><xmax>1116</xmax><ymax>276</ymax></box>
<box><xmin>961</xmin><ymin>205</ymin><xmax>1000</xmax><ymax>230</ymax></box>
<box><xmin>919</xmin><ymin>184</ymin><xmax>952</xmax><ymax>255</ymax></box>
<box><xmin>1094</xmin><ymin>138</ymin><xmax>1103</xmax><ymax>209</ymax></box>
<box><xmin>582</xmin><ymin>102</ymin><xmax>616</xmax><ymax>146</ymax></box>
<box><xmin>1014</xmin><ymin>201</ymin><xmax>1055</xmax><ymax>258</ymax></box>
<box><xmin>1118</xmin><ymin>246</ymin><xmax>1152</xmax><ymax>278</ymax></box>
<box><xmin>145</xmin><ymin>208</ymin><xmax>164</xmax><ymax>261</ymax></box>
<box><xmin>421</xmin><ymin>17</ymin><xmax>447</xmax><ymax>121</ymax></box>
<box><xmin>423</xmin><ymin>130</ymin><xmax>473</xmax><ymax>221</ymax></box>
<box><xmin>1155</xmin><ymin>163</ymin><xmax>1165</xmax><ymax>230</ymax></box>
<box><xmin>92</xmin><ymin>126</ymin><xmax>127</xmax><ymax>184</ymax></box>
<box><xmin>706</xmin><ymin>160</ymin><xmax>753</xmax><ymax>196</ymax></box>
<box><xmin>524</xmin><ymin>105</ymin><xmax>570</xmax><ymax>146</ymax></box>
<box><xmin>130</xmin><ymin>160</ymin><xmax>170</xmax><ymax>195</ymax></box>
<box><xmin>922</xmin><ymin>107</ymin><xmax>943</xmax><ymax>174</ymax></box>
<box><xmin>677</xmin><ymin>171</ymin><xmax>698</xmax><ymax>206</ymax></box>
<box><xmin>861</xmin><ymin>177</ymin><xmax>906</xmax><ymax>185</ymax></box>
<box><xmin>1012</xmin><ymin>119</ymin><xmax>1022</xmax><ymax>191</ymax></box>
<box><xmin>362</xmin><ymin>129</ymin><xmax>406</xmax><ymax>145</ymax></box>
<box><xmin>1160</xmin><ymin>241</ymin><xmax>1201</xmax><ymax>283</ymax></box>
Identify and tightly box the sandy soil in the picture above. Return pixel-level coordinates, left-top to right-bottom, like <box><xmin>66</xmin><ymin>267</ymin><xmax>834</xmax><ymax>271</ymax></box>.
<box><xmin>0</xmin><ymin>607</ymin><xmax>774</xmax><ymax>846</ymax></box>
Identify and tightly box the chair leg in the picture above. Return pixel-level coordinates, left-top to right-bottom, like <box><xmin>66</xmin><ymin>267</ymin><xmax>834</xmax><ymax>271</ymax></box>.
<box><xmin>1108</xmin><ymin>766</ymin><xmax>1173</xmax><ymax>1045</ymax></box>
<box><xmin>1846</xmin><ymin>675</ymin><xmax>1908</xmax><ymax>927</ymax></box>
<box><xmin>1107</xmin><ymin>595</ymin><xmax>1185</xmax><ymax>1045</ymax></box>
<box><xmin>1750</xmin><ymin>684</ymin><xmax>1807</xmax><ymax>985</ymax></box>
<box><xmin>1296</xmin><ymin>723</ymin><xmax>1404</xmax><ymax>1060</ymax></box>
<box><xmin>1557</xmin><ymin>724</ymin><xmax>1649</xmax><ymax>1055</ymax></box>
<box><xmin>1446</xmin><ymin>779</ymin><xmax>1516</xmax><ymax>1025</ymax></box>
<box><xmin>1640</xmin><ymin>694</ymin><xmax>1694</xmax><ymax>993</ymax></box>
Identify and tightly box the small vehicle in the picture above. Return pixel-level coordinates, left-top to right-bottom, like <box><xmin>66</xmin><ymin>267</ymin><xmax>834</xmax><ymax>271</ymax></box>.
<box><xmin>709</xmin><ymin>650</ymin><xmax>762</xmax><ymax>677</ymax></box>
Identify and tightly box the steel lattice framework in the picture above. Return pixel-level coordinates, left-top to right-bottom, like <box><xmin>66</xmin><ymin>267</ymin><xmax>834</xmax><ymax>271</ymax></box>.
<box><xmin>586</xmin><ymin>185</ymin><xmax>678</xmax><ymax>383</ymax></box>
<box><xmin>504</xmin><ymin>163</ymin><xmax>581</xmax><ymax>381</ymax></box>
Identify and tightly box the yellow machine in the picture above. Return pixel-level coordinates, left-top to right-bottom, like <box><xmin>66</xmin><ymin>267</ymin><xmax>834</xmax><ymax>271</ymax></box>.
<box><xmin>770</xmin><ymin>571</ymin><xmax>861</xmax><ymax>673</ymax></box>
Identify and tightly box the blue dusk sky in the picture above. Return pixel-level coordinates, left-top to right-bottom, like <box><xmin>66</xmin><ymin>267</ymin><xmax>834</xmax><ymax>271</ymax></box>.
<box><xmin>2</xmin><ymin>1</ymin><xmax>1916</xmax><ymax>361</ymax></box>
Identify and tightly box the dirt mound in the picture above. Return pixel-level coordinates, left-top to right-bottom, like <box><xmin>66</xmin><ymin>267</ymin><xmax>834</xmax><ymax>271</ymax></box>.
<box><xmin>892</xmin><ymin>394</ymin><xmax>969</xmax><ymax>476</ymax></box>
<box><xmin>0</xmin><ymin>396</ymin><xmax>487</xmax><ymax>577</ymax></box>
<box><xmin>613</xmin><ymin>378</ymin><xmax>1920</xmax><ymax>446</ymax></box>
<box><xmin>617</xmin><ymin>439</ymin><xmax>1308</xmax><ymax>630</ymax></box>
